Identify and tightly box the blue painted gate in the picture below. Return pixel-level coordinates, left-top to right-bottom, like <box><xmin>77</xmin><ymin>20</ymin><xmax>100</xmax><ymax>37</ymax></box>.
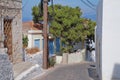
<box><xmin>49</xmin><ymin>40</ymin><xmax>54</xmax><ymax>56</ymax></box>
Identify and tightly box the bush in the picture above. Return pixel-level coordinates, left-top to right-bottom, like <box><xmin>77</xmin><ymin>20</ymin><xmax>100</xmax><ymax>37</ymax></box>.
<box><xmin>22</xmin><ymin>35</ymin><xmax>28</xmax><ymax>48</ymax></box>
<box><xmin>26</xmin><ymin>47</ymin><xmax>40</xmax><ymax>54</ymax></box>
<box><xmin>49</xmin><ymin>57</ymin><xmax>56</xmax><ymax>67</ymax></box>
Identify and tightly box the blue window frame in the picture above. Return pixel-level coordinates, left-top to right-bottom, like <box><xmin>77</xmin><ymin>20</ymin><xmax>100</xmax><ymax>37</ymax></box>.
<box><xmin>49</xmin><ymin>40</ymin><xmax>54</xmax><ymax>56</ymax></box>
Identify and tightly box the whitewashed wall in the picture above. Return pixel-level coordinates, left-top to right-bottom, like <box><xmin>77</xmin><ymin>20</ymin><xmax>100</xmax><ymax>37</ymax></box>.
<box><xmin>96</xmin><ymin>0</ymin><xmax>120</xmax><ymax>79</ymax></box>
<box><xmin>28</xmin><ymin>34</ymin><xmax>32</xmax><ymax>48</ymax></box>
<box><xmin>28</xmin><ymin>30</ymin><xmax>43</xmax><ymax>50</ymax></box>
<box><xmin>96</xmin><ymin>0</ymin><xmax>103</xmax><ymax>80</ymax></box>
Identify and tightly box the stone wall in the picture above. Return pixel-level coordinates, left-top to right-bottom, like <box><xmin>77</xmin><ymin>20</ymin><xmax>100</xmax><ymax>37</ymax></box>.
<box><xmin>68</xmin><ymin>49</ymin><xmax>86</xmax><ymax>64</ymax></box>
<box><xmin>62</xmin><ymin>49</ymin><xmax>86</xmax><ymax>64</ymax></box>
<box><xmin>25</xmin><ymin>51</ymin><xmax>43</xmax><ymax>67</ymax></box>
<box><xmin>0</xmin><ymin>50</ymin><xmax>14</xmax><ymax>80</ymax></box>
<box><xmin>0</xmin><ymin>0</ymin><xmax>23</xmax><ymax>63</ymax></box>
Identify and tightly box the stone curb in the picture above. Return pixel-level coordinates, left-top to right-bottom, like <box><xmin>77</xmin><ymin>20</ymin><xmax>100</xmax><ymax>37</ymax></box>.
<box><xmin>15</xmin><ymin>64</ymin><xmax>39</xmax><ymax>80</ymax></box>
<box><xmin>32</xmin><ymin>67</ymin><xmax>57</xmax><ymax>80</ymax></box>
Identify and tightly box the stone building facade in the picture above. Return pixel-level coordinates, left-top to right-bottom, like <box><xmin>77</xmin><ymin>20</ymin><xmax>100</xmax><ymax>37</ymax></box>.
<box><xmin>0</xmin><ymin>0</ymin><xmax>23</xmax><ymax>63</ymax></box>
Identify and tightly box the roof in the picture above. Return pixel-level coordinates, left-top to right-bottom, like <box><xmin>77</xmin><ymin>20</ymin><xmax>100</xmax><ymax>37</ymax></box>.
<box><xmin>22</xmin><ymin>21</ymin><xmax>43</xmax><ymax>35</ymax></box>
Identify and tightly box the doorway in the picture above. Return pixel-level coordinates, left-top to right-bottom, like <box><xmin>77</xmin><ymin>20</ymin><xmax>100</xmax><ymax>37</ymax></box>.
<box><xmin>4</xmin><ymin>19</ymin><xmax>13</xmax><ymax>61</ymax></box>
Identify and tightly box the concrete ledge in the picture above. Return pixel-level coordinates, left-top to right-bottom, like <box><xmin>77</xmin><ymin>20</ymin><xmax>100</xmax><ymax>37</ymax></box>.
<box><xmin>62</xmin><ymin>49</ymin><xmax>86</xmax><ymax>64</ymax></box>
<box><xmin>56</xmin><ymin>56</ymin><xmax>62</xmax><ymax>64</ymax></box>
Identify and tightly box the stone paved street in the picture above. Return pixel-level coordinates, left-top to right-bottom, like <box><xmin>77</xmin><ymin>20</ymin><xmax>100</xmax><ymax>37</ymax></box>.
<box><xmin>33</xmin><ymin>62</ymin><xmax>97</xmax><ymax>80</ymax></box>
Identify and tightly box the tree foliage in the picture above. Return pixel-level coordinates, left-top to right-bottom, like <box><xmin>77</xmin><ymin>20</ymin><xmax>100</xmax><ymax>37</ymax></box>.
<box><xmin>32</xmin><ymin>4</ymin><xmax>96</xmax><ymax>53</ymax></box>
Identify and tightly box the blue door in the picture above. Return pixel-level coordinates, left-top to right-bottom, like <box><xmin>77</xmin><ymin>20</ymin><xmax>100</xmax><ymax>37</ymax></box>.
<box><xmin>42</xmin><ymin>39</ymin><xmax>54</xmax><ymax>57</ymax></box>
<box><xmin>56</xmin><ymin>37</ymin><xmax>60</xmax><ymax>52</ymax></box>
<box><xmin>34</xmin><ymin>39</ymin><xmax>40</xmax><ymax>49</ymax></box>
<box><xmin>49</xmin><ymin>40</ymin><xmax>54</xmax><ymax>57</ymax></box>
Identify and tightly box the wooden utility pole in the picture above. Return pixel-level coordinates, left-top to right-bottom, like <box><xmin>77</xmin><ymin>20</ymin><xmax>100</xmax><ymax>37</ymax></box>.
<box><xmin>43</xmin><ymin>0</ymin><xmax>48</xmax><ymax>69</ymax></box>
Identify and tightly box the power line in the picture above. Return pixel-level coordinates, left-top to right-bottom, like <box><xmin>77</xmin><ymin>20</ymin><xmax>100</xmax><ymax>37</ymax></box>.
<box><xmin>81</xmin><ymin>0</ymin><xmax>96</xmax><ymax>10</ymax></box>
<box><xmin>51</xmin><ymin>0</ymin><xmax>54</xmax><ymax>13</ymax></box>
<box><xmin>86</xmin><ymin>0</ymin><xmax>96</xmax><ymax>7</ymax></box>
<box><xmin>51</xmin><ymin>0</ymin><xmax>55</xmax><ymax>19</ymax></box>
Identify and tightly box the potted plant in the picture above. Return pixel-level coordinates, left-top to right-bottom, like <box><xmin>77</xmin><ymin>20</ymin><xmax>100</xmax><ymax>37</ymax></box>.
<box><xmin>22</xmin><ymin>35</ymin><xmax>28</xmax><ymax>61</ymax></box>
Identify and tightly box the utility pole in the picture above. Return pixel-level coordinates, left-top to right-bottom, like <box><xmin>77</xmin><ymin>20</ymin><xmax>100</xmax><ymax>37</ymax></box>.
<box><xmin>43</xmin><ymin>0</ymin><xmax>48</xmax><ymax>69</ymax></box>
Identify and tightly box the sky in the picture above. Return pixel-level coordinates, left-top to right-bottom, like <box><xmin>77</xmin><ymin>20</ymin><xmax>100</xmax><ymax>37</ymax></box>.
<box><xmin>22</xmin><ymin>0</ymin><xmax>99</xmax><ymax>22</ymax></box>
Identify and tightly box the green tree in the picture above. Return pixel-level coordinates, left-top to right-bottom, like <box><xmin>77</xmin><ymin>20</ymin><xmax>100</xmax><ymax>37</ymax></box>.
<box><xmin>49</xmin><ymin>5</ymin><xmax>96</xmax><ymax>52</ymax></box>
<box><xmin>32</xmin><ymin>4</ymin><xmax>96</xmax><ymax>53</ymax></box>
<box><xmin>32</xmin><ymin>6</ymin><xmax>40</xmax><ymax>23</ymax></box>
<box><xmin>32</xmin><ymin>0</ymin><xmax>50</xmax><ymax>23</ymax></box>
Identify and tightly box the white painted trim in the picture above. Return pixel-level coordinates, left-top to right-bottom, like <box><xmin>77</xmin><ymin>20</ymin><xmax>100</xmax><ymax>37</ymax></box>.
<box><xmin>28</xmin><ymin>34</ymin><xmax>32</xmax><ymax>48</ymax></box>
<box><xmin>28</xmin><ymin>30</ymin><xmax>43</xmax><ymax>34</ymax></box>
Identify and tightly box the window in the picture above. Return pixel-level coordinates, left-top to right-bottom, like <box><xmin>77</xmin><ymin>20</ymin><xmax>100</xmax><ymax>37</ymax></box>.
<box><xmin>34</xmin><ymin>39</ymin><xmax>40</xmax><ymax>49</ymax></box>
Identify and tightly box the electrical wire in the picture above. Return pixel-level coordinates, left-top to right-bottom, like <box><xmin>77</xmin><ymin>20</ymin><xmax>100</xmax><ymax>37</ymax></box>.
<box><xmin>1</xmin><ymin>0</ymin><xmax>97</xmax><ymax>18</ymax></box>
<box><xmin>86</xmin><ymin>0</ymin><xmax>96</xmax><ymax>7</ymax></box>
<box><xmin>51</xmin><ymin>0</ymin><xmax>54</xmax><ymax>13</ymax></box>
<box><xmin>81</xmin><ymin>0</ymin><xmax>96</xmax><ymax>10</ymax></box>
<box><xmin>51</xmin><ymin>0</ymin><xmax>55</xmax><ymax>19</ymax></box>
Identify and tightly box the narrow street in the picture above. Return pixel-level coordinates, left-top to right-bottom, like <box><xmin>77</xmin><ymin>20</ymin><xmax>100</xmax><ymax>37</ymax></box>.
<box><xmin>33</xmin><ymin>62</ymin><xmax>98</xmax><ymax>80</ymax></box>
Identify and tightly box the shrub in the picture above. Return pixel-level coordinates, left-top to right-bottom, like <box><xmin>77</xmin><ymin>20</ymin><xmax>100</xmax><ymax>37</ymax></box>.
<box><xmin>26</xmin><ymin>47</ymin><xmax>40</xmax><ymax>54</ymax></box>
<box><xmin>49</xmin><ymin>57</ymin><xmax>56</xmax><ymax>67</ymax></box>
<box><xmin>22</xmin><ymin>35</ymin><xmax>28</xmax><ymax>48</ymax></box>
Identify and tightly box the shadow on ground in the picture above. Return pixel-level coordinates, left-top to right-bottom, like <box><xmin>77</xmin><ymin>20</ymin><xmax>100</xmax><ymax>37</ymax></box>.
<box><xmin>111</xmin><ymin>63</ymin><xmax>120</xmax><ymax>80</ymax></box>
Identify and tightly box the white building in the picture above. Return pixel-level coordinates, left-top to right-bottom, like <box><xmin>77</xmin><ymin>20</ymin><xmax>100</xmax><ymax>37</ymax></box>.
<box><xmin>22</xmin><ymin>21</ymin><xmax>44</xmax><ymax>50</ymax></box>
<box><xmin>27</xmin><ymin>30</ymin><xmax>43</xmax><ymax>50</ymax></box>
<box><xmin>96</xmin><ymin>0</ymin><xmax>120</xmax><ymax>80</ymax></box>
